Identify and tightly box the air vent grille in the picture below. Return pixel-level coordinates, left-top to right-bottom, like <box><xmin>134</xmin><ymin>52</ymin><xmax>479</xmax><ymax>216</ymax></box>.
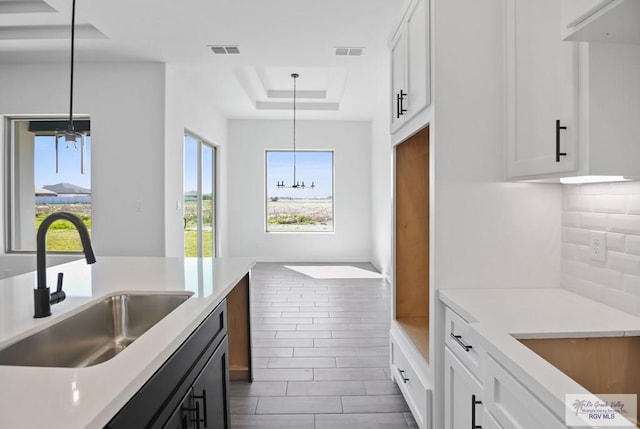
<box><xmin>209</xmin><ymin>45</ymin><xmax>240</xmax><ymax>54</ymax></box>
<box><xmin>335</xmin><ymin>47</ymin><xmax>364</xmax><ymax>56</ymax></box>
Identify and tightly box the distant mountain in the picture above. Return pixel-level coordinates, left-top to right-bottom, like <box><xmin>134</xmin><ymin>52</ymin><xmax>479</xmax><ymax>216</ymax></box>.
<box><xmin>43</xmin><ymin>182</ymin><xmax>90</xmax><ymax>195</ymax></box>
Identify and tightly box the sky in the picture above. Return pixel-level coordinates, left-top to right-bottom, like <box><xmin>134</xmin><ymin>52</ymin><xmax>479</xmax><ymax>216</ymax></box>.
<box><xmin>266</xmin><ymin>151</ymin><xmax>333</xmax><ymax>199</ymax></box>
<box><xmin>34</xmin><ymin>135</ymin><xmax>91</xmax><ymax>189</ymax></box>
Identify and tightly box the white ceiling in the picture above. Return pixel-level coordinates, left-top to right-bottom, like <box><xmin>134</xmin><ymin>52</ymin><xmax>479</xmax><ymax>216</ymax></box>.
<box><xmin>0</xmin><ymin>0</ymin><xmax>406</xmax><ymax>120</ymax></box>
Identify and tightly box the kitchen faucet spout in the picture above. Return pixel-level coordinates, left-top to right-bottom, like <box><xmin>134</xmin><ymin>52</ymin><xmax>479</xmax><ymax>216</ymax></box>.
<box><xmin>34</xmin><ymin>212</ymin><xmax>96</xmax><ymax>318</ymax></box>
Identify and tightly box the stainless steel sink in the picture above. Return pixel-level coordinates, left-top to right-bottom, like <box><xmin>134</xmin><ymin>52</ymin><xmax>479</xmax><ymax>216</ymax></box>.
<box><xmin>0</xmin><ymin>292</ymin><xmax>192</xmax><ymax>368</ymax></box>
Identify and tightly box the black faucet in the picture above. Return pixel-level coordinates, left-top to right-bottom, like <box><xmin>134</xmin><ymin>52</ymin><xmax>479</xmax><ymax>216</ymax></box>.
<box><xmin>34</xmin><ymin>212</ymin><xmax>96</xmax><ymax>318</ymax></box>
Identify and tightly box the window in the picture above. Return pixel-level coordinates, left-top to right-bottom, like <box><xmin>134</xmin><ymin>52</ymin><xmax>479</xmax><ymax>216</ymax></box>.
<box><xmin>184</xmin><ymin>133</ymin><xmax>216</xmax><ymax>257</ymax></box>
<box><xmin>6</xmin><ymin>117</ymin><xmax>91</xmax><ymax>252</ymax></box>
<box><xmin>265</xmin><ymin>151</ymin><xmax>334</xmax><ymax>233</ymax></box>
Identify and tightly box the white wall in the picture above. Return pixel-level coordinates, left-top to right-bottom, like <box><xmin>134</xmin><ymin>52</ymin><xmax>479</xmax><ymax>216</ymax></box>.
<box><xmin>0</xmin><ymin>62</ymin><xmax>167</xmax><ymax>257</ymax></box>
<box><xmin>227</xmin><ymin>120</ymin><xmax>372</xmax><ymax>261</ymax></box>
<box><xmin>562</xmin><ymin>182</ymin><xmax>640</xmax><ymax>316</ymax></box>
<box><xmin>164</xmin><ymin>66</ymin><xmax>229</xmax><ymax>257</ymax></box>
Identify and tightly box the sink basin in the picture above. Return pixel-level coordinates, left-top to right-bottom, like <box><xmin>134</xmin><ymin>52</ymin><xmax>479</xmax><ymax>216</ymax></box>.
<box><xmin>519</xmin><ymin>336</ymin><xmax>640</xmax><ymax>426</ymax></box>
<box><xmin>0</xmin><ymin>292</ymin><xmax>193</xmax><ymax>368</ymax></box>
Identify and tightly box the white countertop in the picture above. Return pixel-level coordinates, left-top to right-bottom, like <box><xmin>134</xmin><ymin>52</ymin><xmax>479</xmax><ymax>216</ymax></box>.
<box><xmin>0</xmin><ymin>256</ymin><xmax>255</xmax><ymax>429</ymax></box>
<box><xmin>439</xmin><ymin>287</ymin><xmax>640</xmax><ymax>424</ymax></box>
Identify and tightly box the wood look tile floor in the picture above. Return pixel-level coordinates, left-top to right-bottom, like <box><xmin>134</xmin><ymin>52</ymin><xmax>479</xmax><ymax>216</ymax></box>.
<box><xmin>231</xmin><ymin>262</ymin><xmax>418</xmax><ymax>429</ymax></box>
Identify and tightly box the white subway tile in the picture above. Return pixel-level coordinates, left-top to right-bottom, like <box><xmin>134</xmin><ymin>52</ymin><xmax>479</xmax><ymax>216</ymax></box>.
<box><xmin>593</xmin><ymin>195</ymin><xmax>627</xmax><ymax>214</ymax></box>
<box><xmin>563</xmin><ymin>260</ymin><xmax>593</xmax><ymax>280</ymax></box>
<box><xmin>607</xmin><ymin>251</ymin><xmax>640</xmax><ymax>276</ymax></box>
<box><xmin>562</xmin><ymin>227</ymin><xmax>590</xmax><ymax>246</ymax></box>
<box><xmin>579</xmin><ymin>212</ymin><xmax>609</xmax><ymax>231</ymax></box>
<box><xmin>609</xmin><ymin>214</ymin><xmax>640</xmax><ymax>235</ymax></box>
<box><xmin>565</xmin><ymin>195</ymin><xmax>592</xmax><ymax>212</ymax></box>
<box><xmin>627</xmin><ymin>236</ymin><xmax>640</xmax><ymax>256</ymax></box>
<box><xmin>603</xmin><ymin>289</ymin><xmax>640</xmax><ymax>317</ymax></box>
<box><xmin>562</xmin><ymin>212</ymin><xmax>580</xmax><ymax>227</ymax></box>
<box><xmin>590</xmin><ymin>266</ymin><xmax>623</xmax><ymax>290</ymax></box>
<box><xmin>629</xmin><ymin>196</ymin><xmax>640</xmax><ymax>215</ymax></box>
<box><xmin>562</xmin><ymin>185</ymin><xmax>582</xmax><ymax>195</ymax></box>
<box><xmin>562</xmin><ymin>275</ymin><xmax>606</xmax><ymax>302</ymax></box>
<box><xmin>624</xmin><ymin>275</ymin><xmax>640</xmax><ymax>296</ymax></box>
<box><xmin>579</xmin><ymin>183</ymin><xmax>619</xmax><ymax>195</ymax></box>
<box><xmin>606</xmin><ymin>232</ymin><xmax>626</xmax><ymax>252</ymax></box>
<box><xmin>610</xmin><ymin>182</ymin><xmax>640</xmax><ymax>195</ymax></box>
<box><xmin>562</xmin><ymin>243</ymin><xmax>589</xmax><ymax>262</ymax></box>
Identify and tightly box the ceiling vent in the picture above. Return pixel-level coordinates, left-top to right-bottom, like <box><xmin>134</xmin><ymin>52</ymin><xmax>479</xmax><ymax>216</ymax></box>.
<box><xmin>209</xmin><ymin>45</ymin><xmax>240</xmax><ymax>54</ymax></box>
<box><xmin>335</xmin><ymin>47</ymin><xmax>364</xmax><ymax>56</ymax></box>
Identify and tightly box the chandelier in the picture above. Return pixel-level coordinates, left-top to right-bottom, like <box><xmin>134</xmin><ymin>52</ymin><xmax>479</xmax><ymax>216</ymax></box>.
<box><xmin>276</xmin><ymin>73</ymin><xmax>314</xmax><ymax>189</ymax></box>
<box><xmin>54</xmin><ymin>0</ymin><xmax>87</xmax><ymax>174</ymax></box>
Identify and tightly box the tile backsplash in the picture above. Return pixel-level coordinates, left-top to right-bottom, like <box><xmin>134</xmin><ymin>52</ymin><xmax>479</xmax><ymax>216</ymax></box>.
<box><xmin>562</xmin><ymin>182</ymin><xmax>640</xmax><ymax>316</ymax></box>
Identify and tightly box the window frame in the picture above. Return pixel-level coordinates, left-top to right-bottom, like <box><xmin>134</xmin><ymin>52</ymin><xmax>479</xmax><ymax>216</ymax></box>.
<box><xmin>264</xmin><ymin>149</ymin><xmax>335</xmax><ymax>234</ymax></box>
<box><xmin>184</xmin><ymin>131</ymin><xmax>218</xmax><ymax>257</ymax></box>
<box><xmin>4</xmin><ymin>115</ymin><xmax>91</xmax><ymax>254</ymax></box>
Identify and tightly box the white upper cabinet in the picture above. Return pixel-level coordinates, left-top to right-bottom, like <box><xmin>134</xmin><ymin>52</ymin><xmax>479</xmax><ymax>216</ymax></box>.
<box><xmin>506</xmin><ymin>0</ymin><xmax>640</xmax><ymax>181</ymax></box>
<box><xmin>562</xmin><ymin>0</ymin><xmax>640</xmax><ymax>43</ymax></box>
<box><xmin>506</xmin><ymin>0</ymin><xmax>579</xmax><ymax>179</ymax></box>
<box><xmin>390</xmin><ymin>0</ymin><xmax>430</xmax><ymax>134</ymax></box>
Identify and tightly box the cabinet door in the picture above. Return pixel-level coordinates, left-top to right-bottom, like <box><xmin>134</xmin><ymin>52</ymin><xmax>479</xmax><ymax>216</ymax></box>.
<box><xmin>444</xmin><ymin>348</ymin><xmax>483</xmax><ymax>429</ymax></box>
<box><xmin>191</xmin><ymin>337</ymin><xmax>230</xmax><ymax>429</ymax></box>
<box><xmin>390</xmin><ymin>25</ymin><xmax>407</xmax><ymax>133</ymax></box>
<box><xmin>506</xmin><ymin>0</ymin><xmax>579</xmax><ymax>178</ymax></box>
<box><xmin>163</xmin><ymin>390</ymin><xmax>196</xmax><ymax>429</ymax></box>
<box><xmin>405</xmin><ymin>0</ymin><xmax>430</xmax><ymax>120</ymax></box>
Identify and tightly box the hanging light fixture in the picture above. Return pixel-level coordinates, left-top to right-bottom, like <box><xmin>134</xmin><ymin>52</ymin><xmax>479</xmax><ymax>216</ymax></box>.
<box><xmin>276</xmin><ymin>73</ymin><xmax>315</xmax><ymax>189</ymax></box>
<box><xmin>54</xmin><ymin>0</ymin><xmax>86</xmax><ymax>174</ymax></box>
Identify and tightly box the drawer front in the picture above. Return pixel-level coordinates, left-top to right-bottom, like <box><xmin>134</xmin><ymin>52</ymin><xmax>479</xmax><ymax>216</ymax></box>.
<box><xmin>445</xmin><ymin>307</ymin><xmax>484</xmax><ymax>381</ymax></box>
<box><xmin>391</xmin><ymin>338</ymin><xmax>431</xmax><ymax>429</ymax></box>
<box><xmin>484</xmin><ymin>355</ymin><xmax>565</xmax><ymax>429</ymax></box>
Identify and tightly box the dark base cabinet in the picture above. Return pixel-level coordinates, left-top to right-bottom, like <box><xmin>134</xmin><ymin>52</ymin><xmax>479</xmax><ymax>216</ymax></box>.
<box><xmin>106</xmin><ymin>300</ymin><xmax>230</xmax><ymax>429</ymax></box>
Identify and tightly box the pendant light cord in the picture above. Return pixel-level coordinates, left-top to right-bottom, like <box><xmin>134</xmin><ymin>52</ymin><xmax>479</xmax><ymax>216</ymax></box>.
<box><xmin>68</xmin><ymin>0</ymin><xmax>76</xmax><ymax>132</ymax></box>
<box><xmin>292</xmin><ymin>73</ymin><xmax>297</xmax><ymax>185</ymax></box>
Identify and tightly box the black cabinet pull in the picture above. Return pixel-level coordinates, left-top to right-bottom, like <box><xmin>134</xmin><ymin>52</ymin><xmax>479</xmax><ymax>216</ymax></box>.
<box><xmin>555</xmin><ymin>119</ymin><xmax>567</xmax><ymax>162</ymax></box>
<box><xmin>397</xmin><ymin>368</ymin><xmax>410</xmax><ymax>383</ymax></box>
<box><xmin>182</xmin><ymin>401</ymin><xmax>201</xmax><ymax>429</ymax></box>
<box><xmin>450</xmin><ymin>333</ymin><xmax>473</xmax><ymax>352</ymax></box>
<box><xmin>399</xmin><ymin>90</ymin><xmax>408</xmax><ymax>116</ymax></box>
<box><xmin>471</xmin><ymin>394</ymin><xmax>482</xmax><ymax>429</ymax></box>
<box><xmin>396</xmin><ymin>93</ymin><xmax>402</xmax><ymax>119</ymax></box>
<box><xmin>192</xmin><ymin>389</ymin><xmax>208</xmax><ymax>428</ymax></box>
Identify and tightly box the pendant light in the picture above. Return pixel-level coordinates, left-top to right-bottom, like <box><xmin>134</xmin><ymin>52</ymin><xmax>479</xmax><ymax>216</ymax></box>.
<box><xmin>54</xmin><ymin>0</ymin><xmax>86</xmax><ymax>174</ymax></box>
<box><xmin>276</xmin><ymin>73</ymin><xmax>315</xmax><ymax>189</ymax></box>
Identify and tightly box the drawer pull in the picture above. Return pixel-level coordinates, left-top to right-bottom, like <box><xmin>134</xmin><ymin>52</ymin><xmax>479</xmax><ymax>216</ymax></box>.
<box><xmin>471</xmin><ymin>394</ymin><xmax>482</xmax><ymax>429</ymax></box>
<box><xmin>397</xmin><ymin>368</ymin><xmax>410</xmax><ymax>383</ymax></box>
<box><xmin>450</xmin><ymin>333</ymin><xmax>473</xmax><ymax>352</ymax></box>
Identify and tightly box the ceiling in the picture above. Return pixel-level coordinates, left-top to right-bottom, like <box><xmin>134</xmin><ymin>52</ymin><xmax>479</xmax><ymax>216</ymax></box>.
<box><xmin>0</xmin><ymin>0</ymin><xmax>406</xmax><ymax>120</ymax></box>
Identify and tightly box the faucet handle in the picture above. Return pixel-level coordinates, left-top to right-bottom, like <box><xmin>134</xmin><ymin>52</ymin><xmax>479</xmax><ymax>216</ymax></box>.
<box><xmin>50</xmin><ymin>272</ymin><xmax>66</xmax><ymax>305</ymax></box>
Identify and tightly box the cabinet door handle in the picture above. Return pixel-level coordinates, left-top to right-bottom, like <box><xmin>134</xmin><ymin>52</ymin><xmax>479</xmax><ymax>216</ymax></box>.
<box><xmin>396</xmin><ymin>93</ymin><xmax>402</xmax><ymax>119</ymax></box>
<box><xmin>450</xmin><ymin>333</ymin><xmax>473</xmax><ymax>352</ymax></box>
<box><xmin>192</xmin><ymin>389</ymin><xmax>208</xmax><ymax>428</ymax></box>
<box><xmin>397</xmin><ymin>368</ymin><xmax>410</xmax><ymax>383</ymax></box>
<box><xmin>399</xmin><ymin>90</ymin><xmax>408</xmax><ymax>116</ymax></box>
<box><xmin>182</xmin><ymin>400</ymin><xmax>201</xmax><ymax>429</ymax></box>
<box><xmin>471</xmin><ymin>394</ymin><xmax>482</xmax><ymax>429</ymax></box>
<box><xmin>555</xmin><ymin>119</ymin><xmax>567</xmax><ymax>162</ymax></box>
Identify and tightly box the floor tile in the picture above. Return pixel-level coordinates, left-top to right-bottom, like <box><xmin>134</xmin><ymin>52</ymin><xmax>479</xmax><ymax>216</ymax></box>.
<box><xmin>256</xmin><ymin>396</ymin><xmax>342</xmax><ymax>414</ymax></box>
<box><xmin>275</xmin><ymin>331</ymin><xmax>331</xmax><ymax>339</ymax></box>
<box><xmin>267</xmin><ymin>357</ymin><xmax>336</xmax><ymax>368</ymax></box>
<box><xmin>314</xmin><ymin>338</ymin><xmax>389</xmax><ymax>347</ymax></box>
<box><xmin>335</xmin><ymin>356</ymin><xmax>388</xmax><ymax>368</ymax></box>
<box><xmin>254</xmin><ymin>338</ymin><xmax>314</xmax><ymax>348</ymax></box>
<box><xmin>341</xmin><ymin>395</ymin><xmax>410</xmax><ymax>413</ymax></box>
<box><xmin>287</xmin><ymin>380</ymin><xmax>366</xmax><ymax>396</ymax></box>
<box><xmin>313</xmin><ymin>368</ymin><xmax>388</xmax><ymax>381</ymax></box>
<box><xmin>315</xmin><ymin>413</ymin><xmax>409</xmax><ymax>429</ymax></box>
<box><xmin>231</xmin><ymin>414</ymin><xmax>315</xmax><ymax>429</ymax></box>
<box><xmin>252</xmin><ymin>368</ymin><xmax>313</xmax><ymax>381</ymax></box>
<box><xmin>364</xmin><ymin>380</ymin><xmax>402</xmax><ymax>395</ymax></box>
<box><xmin>230</xmin><ymin>381</ymin><xmax>287</xmax><ymax>397</ymax></box>
<box><xmin>293</xmin><ymin>347</ymin><xmax>360</xmax><ymax>357</ymax></box>
<box><xmin>231</xmin><ymin>396</ymin><xmax>258</xmax><ymax>414</ymax></box>
<box><xmin>252</xmin><ymin>347</ymin><xmax>294</xmax><ymax>358</ymax></box>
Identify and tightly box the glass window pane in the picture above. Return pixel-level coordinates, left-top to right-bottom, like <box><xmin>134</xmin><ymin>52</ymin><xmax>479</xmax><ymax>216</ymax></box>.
<box><xmin>183</xmin><ymin>135</ymin><xmax>198</xmax><ymax>257</ymax></box>
<box><xmin>266</xmin><ymin>151</ymin><xmax>334</xmax><ymax>233</ymax></box>
<box><xmin>201</xmin><ymin>145</ymin><xmax>214</xmax><ymax>257</ymax></box>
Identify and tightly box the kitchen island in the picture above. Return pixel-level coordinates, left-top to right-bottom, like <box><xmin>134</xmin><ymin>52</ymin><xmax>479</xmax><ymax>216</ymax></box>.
<box><xmin>0</xmin><ymin>256</ymin><xmax>255</xmax><ymax>429</ymax></box>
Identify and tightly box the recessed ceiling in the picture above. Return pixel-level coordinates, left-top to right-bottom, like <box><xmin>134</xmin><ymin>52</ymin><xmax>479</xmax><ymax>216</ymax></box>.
<box><xmin>0</xmin><ymin>0</ymin><xmax>406</xmax><ymax>120</ymax></box>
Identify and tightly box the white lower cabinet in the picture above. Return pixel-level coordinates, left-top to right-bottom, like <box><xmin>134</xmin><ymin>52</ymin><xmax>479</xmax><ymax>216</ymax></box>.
<box><xmin>484</xmin><ymin>355</ymin><xmax>566</xmax><ymax>429</ymax></box>
<box><xmin>444</xmin><ymin>348</ymin><xmax>483</xmax><ymax>429</ymax></box>
<box><xmin>483</xmin><ymin>410</ymin><xmax>504</xmax><ymax>429</ymax></box>
<box><xmin>390</xmin><ymin>330</ymin><xmax>432</xmax><ymax>429</ymax></box>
